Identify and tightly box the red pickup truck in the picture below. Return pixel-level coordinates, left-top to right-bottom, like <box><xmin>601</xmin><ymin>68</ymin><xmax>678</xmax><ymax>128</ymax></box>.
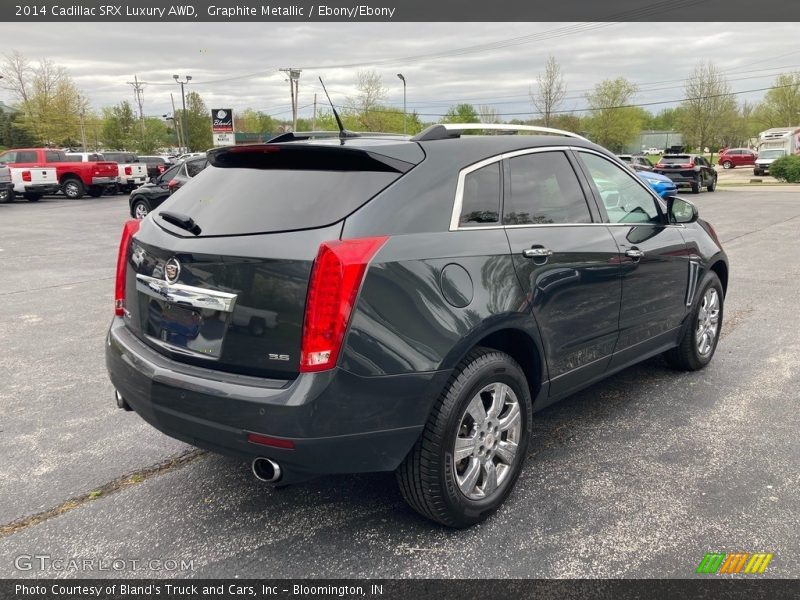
<box><xmin>0</xmin><ymin>148</ymin><xmax>119</xmax><ymax>199</ymax></box>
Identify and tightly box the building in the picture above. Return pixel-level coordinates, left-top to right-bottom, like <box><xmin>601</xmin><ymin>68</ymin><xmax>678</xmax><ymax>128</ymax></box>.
<box><xmin>625</xmin><ymin>130</ymin><xmax>683</xmax><ymax>154</ymax></box>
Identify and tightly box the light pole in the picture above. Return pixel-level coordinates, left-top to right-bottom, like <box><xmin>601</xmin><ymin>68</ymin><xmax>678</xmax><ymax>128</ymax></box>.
<box><xmin>396</xmin><ymin>73</ymin><xmax>406</xmax><ymax>135</ymax></box>
<box><xmin>173</xmin><ymin>74</ymin><xmax>192</xmax><ymax>153</ymax></box>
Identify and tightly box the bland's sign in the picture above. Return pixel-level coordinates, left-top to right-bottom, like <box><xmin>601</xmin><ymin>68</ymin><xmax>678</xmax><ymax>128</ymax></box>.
<box><xmin>211</xmin><ymin>108</ymin><xmax>234</xmax><ymax>133</ymax></box>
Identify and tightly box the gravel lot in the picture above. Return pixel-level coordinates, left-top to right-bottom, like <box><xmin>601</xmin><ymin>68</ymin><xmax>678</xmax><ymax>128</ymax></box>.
<box><xmin>1</xmin><ymin>187</ymin><xmax>798</xmax><ymax>578</ymax></box>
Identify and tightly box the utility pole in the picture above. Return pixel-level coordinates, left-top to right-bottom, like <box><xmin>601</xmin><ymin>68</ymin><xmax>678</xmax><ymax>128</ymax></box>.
<box><xmin>312</xmin><ymin>93</ymin><xmax>317</xmax><ymax>131</ymax></box>
<box><xmin>79</xmin><ymin>110</ymin><xmax>87</xmax><ymax>151</ymax></box>
<box><xmin>126</xmin><ymin>75</ymin><xmax>146</xmax><ymax>140</ymax></box>
<box><xmin>169</xmin><ymin>93</ymin><xmax>183</xmax><ymax>152</ymax></box>
<box><xmin>397</xmin><ymin>73</ymin><xmax>407</xmax><ymax>135</ymax></box>
<box><xmin>173</xmin><ymin>74</ymin><xmax>192</xmax><ymax>152</ymax></box>
<box><xmin>280</xmin><ymin>68</ymin><xmax>301</xmax><ymax>132</ymax></box>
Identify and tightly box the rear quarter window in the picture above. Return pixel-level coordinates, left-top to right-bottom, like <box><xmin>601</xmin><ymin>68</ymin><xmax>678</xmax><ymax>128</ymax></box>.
<box><xmin>458</xmin><ymin>162</ymin><xmax>501</xmax><ymax>227</ymax></box>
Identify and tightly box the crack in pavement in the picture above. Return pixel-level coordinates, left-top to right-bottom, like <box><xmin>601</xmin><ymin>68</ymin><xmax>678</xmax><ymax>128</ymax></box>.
<box><xmin>0</xmin><ymin>276</ymin><xmax>114</xmax><ymax>297</ymax></box>
<box><xmin>0</xmin><ymin>448</ymin><xmax>207</xmax><ymax>538</ymax></box>
<box><xmin>721</xmin><ymin>213</ymin><xmax>800</xmax><ymax>244</ymax></box>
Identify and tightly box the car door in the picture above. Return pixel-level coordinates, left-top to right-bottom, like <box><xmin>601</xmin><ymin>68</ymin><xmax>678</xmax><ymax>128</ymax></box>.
<box><xmin>576</xmin><ymin>151</ymin><xmax>691</xmax><ymax>368</ymax></box>
<box><xmin>502</xmin><ymin>149</ymin><xmax>622</xmax><ymax>397</ymax></box>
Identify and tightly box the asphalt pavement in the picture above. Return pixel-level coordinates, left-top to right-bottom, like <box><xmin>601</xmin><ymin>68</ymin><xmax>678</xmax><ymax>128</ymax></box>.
<box><xmin>0</xmin><ymin>187</ymin><xmax>798</xmax><ymax>578</ymax></box>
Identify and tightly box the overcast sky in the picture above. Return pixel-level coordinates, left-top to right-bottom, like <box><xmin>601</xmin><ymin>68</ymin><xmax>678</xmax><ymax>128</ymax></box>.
<box><xmin>2</xmin><ymin>22</ymin><xmax>798</xmax><ymax>122</ymax></box>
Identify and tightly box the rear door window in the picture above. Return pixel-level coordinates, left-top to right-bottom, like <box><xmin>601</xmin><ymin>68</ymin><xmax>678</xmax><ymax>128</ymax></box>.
<box><xmin>505</xmin><ymin>151</ymin><xmax>591</xmax><ymax>225</ymax></box>
<box><xmin>459</xmin><ymin>162</ymin><xmax>501</xmax><ymax>226</ymax></box>
<box><xmin>45</xmin><ymin>151</ymin><xmax>64</xmax><ymax>162</ymax></box>
<box><xmin>16</xmin><ymin>151</ymin><xmax>37</xmax><ymax>162</ymax></box>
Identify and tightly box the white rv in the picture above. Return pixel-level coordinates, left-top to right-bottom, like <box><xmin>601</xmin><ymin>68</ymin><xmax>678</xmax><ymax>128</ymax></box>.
<box><xmin>755</xmin><ymin>127</ymin><xmax>800</xmax><ymax>175</ymax></box>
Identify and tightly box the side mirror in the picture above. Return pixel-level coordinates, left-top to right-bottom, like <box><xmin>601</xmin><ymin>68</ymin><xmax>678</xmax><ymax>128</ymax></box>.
<box><xmin>667</xmin><ymin>196</ymin><xmax>698</xmax><ymax>224</ymax></box>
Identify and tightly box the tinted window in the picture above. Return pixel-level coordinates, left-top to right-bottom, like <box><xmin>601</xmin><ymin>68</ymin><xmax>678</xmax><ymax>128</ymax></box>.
<box><xmin>158</xmin><ymin>163</ymin><xmax>182</xmax><ymax>183</ymax></box>
<box><xmin>66</xmin><ymin>154</ymin><xmax>81</xmax><ymax>161</ymax></box>
<box><xmin>16</xmin><ymin>151</ymin><xmax>37</xmax><ymax>162</ymax></box>
<box><xmin>617</xmin><ymin>156</ymin><xmax>631</xmax><ymax>163</ymax></box>
<box><xmin>505</xmin><ymin>152</ymin><xmax>591</xmax><ymax>225</ymax></box>
<box><xmin>45</xmin><ymin>151</ymin><xmax>64</xmax><ymax>162</ymax></box>
<box><xmin>0</xmin><ymin>152</ymin><xmax>16</xmax><ymax>163</ymax></box>
<box><xmin>580</xmin><ymin>152</ymin><xmax>661</xmax><ymax>225</ymax></box>
<box><xmin>660</xmin><ymin>155</ymin><xmax>693</xmax><ymax>164</ymax></box>
<box><xmin>186</xmin><ymin>159</ymin><xmax>206</xmax><ymax>177</ymax></box>
<box><xmin>159</xmin><ymin>165</ymin><xmax>401</xmax><ymax>236</ymax></box>
<box><xmin>459</xmin><ymin>162</ymin><xmax>501</xmax><ymax>226</ymax></box>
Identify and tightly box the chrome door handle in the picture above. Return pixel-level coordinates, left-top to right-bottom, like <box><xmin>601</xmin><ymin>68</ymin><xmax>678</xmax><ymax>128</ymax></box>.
<box><xmin>625</xmin><ymin>249</ymin><xmax>645</xmax><ymax>259</ymax></box>
<box><xmin>522</xmin><ymin>247</ymin><xmax>553</xmax><ymax>258</ymax></box>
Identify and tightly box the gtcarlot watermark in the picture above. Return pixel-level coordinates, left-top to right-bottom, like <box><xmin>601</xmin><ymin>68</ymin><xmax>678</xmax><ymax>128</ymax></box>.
<box><xmin>14</xmin><ymin>554</ymin><xmax>194</xmax><ymax>573</ymax></box>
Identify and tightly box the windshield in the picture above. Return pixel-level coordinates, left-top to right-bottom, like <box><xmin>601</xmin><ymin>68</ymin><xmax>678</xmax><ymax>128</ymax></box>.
<box><xmin>759</xmin><ymin>149</ymin><xmax>785</xmax><ymax>159</ymax></box>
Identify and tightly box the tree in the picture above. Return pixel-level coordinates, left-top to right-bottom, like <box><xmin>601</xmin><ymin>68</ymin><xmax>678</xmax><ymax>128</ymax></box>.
<box><xmin>478</xmin><ymin>105</ymin><xmax>500</xmax><ymax>124</ymax></box>
<box><xmin>0</xmin><ymin>108</ymin><xmax>35</xmax><ymax>148</ymax></box>
<box><xmin>678</xmin><ymin>62</ymin><xmax>737</xmax><ymax>152</ymax></box>
<box><xmin>101</xmin><ymin>101</ymin><xmax>137</xmax><ymax>150</ymax></box>
<box><xmin>442</xmin><ymin>104</ymin><xmax>479</xmax><ymax>124</ymax></box>
<box><xmin>0</xmin><ymin>51</ymin><xmax>86</xmax><ymax>145</ymax></box>
<box><xmin>755</xmin><ymin>73</ymin><xmax>800</xmax><ymax>128</ymax></box>
<box><xmin>180</xmin><ymin>91</ymin><xmax>212</xmax><ymax>151</ymax></box>
<box><xmin>584</xmin><ymin>78</ymin><xmax>641</xmax><ymax>151</ymax></box>
<box><xmin>346</xmin><ymin>70</ymin><xmax>388</xmax><ymax>131</ymax></box>
<box><xmin>235</xmin><ymin>108</ymin><xmax>275</xmax><ymax>134</ymax></box>
<box><xmin>530</xmin><ymin>56</ymin><xmax>567</xmax><ymax>127</ymax></box>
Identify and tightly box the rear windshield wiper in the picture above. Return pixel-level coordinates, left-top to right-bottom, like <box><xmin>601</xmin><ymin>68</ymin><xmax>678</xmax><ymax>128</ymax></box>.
<box><xmin>159</xmin><ymin>211</ymin><xmax>202</xmax><ymax>236</ymax></box>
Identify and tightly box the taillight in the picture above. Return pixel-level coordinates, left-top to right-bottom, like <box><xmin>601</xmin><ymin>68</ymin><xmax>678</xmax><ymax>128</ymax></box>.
<box><xmin>684</xmin><ymin>162</ymin><xmax>695</xmax><ymax>168</ymax></box>
<box><xmin>158</xmin><ymin>165</ymin><xmax>166</xmax><ymax>174</ymax></box>
<box><xmin>167</xmin><ymin>179</ymin><xmax>178</xmax><ymax>190</ymax></box>
<box><xmin>114</xmin><ymin>220</ymin><xmax>141</xmax><ymax>317</ymax></box>
<box><xmin>22</xmin><ymin>170</ymin><xmax>31</xmax><ymax>182</ymax></box>
<box><xmin>125</xmin><ymin>166</ymin><xmax>132</xmax><ymax>176</ymax></box>
<box><xmin>655</xmin><ymin>163</ymin><xmax>664</xmax><ymax>169</ymax></box>
<box><xmin>299</xmin><ymin>237</ymin><xmax>388</xmax><ymax>372</ymax></box>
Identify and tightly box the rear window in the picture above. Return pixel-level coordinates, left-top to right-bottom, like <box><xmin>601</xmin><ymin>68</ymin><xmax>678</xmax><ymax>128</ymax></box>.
<box><xmin>660</xmin><ymin>155</ymin><xmax>693</xmax><ymax>164</ymax></box>
<box><xmin>156</xmin><ymin>146</ymin><xmax>409</xmax><ymax>236</ymax></box>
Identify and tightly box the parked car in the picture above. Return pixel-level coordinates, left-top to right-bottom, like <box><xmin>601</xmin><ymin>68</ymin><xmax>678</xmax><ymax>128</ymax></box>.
<box><xmin>617</xmin><ymin>154</ymin><xmax>654</xmax><ymax>171</ymax></box>
<box><xmin>175</xmin><ymin>152</ymin><xmax>205</xmax><ymax>162</ymax></box>
<box><xmin>635</xmin><ymin>170</ymin><xmax>678</xmax><ymax>198</ymax></box>
<box><xmin>0</xmin><ymin>148</ymin><xmax>118</xmax><ymax>199</ymax></box>
<box><xmin>107</xmin><ymin>124</ymin><xmax>729</xmax><ymax>527</ymax></box>
<box><xmin>642</xmin><ymin>148</ymin><xmax>661</xmax><ymax>156</ymax></box>
<box><xmin>654</xmin><ymin>154</ymin><xmax>717</xmax><ymax>194</ymax></box>
<box><xmin>0</xmin><ymin>165</ymin><xmax>13</xmax><ymax>203</ymax></box>
<box><xmin>137</xmin><ymin>155</ymin><xmax>174</xmax><ymax>178</ymax></box>
<box><xmin>753</xmin><ymin>148</ymin><xmax>786</xmax><ymax>176</ymax></box>
<box><xmin>9</xmin><ymin>166</ymin><xmax>60</xmax><ymax>201</ymax></box>
<box><xmin>128</xmin><ymin>157</ymin><xmax>208</xmax><ymax>218</ymax></box>
<box><xmin>100</xmin><ymin>152</ymin><xmax>148</xmax><ymax>193</ymax></box>
<box><xmin>717</xmin><ymin>148</ymin><xmax>757</xmax><ymax>169</ymax></box>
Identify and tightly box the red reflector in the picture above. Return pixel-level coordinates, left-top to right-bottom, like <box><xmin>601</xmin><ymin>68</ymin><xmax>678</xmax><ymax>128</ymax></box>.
<box><xmin>300</xmin><ymin>237</ymin><xmax>388</xmax><ymax>372</ymax></box>
<box><xmin>114</xmin><ymin>219</ymin><xmax>141</xmax><ymax>316</ymax></box>
<box><xmin>247</xmin><ymin>433</ymin><xmax>295</xmax><ymax>449</ymax></box>
<box><xmin>125</xmin><ymin>166</ymin><xmax>132</xmax><ymax>176</ymax></box>
<box><xmin>22</xmin><ymin>170</ymin><xmax>31</xmax><ymax>182</ymax></box>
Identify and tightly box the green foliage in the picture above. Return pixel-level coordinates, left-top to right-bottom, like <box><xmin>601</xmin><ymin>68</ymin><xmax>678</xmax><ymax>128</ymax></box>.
<box><xmin>235</xmin><ymin>108</ymin><xmax>275</xmax><ymax>134</ymax></box>
<box><xmin>585</xmin><ymin>78</ymin><xmax>641</xmax><ymax>152</ymax></box>
<box><xmin>442</xmin><ymin>104</ymin><xmax>479</xmax><ymax>124</ymax></box>
<box><xmin>679</xmin><ymin>62</ymin><xmax>739</xmax><ymax>150</ymax></box>
<box><xmin>101</xmin><ymin>101</ymin><xmax>137</xmax><ymax>149</ymax></box>
<box><xmin>755</xmin><ymin>73</ymin><xmax>800</xmax><ymax>128</ymax></box>
<box><xmin>181</xmin><ymin>91</ymin><xmax>212</xmax><ymax>151</ymax></box>
<box><xmin>768</xmin><ymin>155</ymin><xmax>800</xmax><ymax>182</ymax></box>
<box><xmin>0</xmin><ymin>108</ymin><xmax>36</xmax><ymax>147</ymax></box>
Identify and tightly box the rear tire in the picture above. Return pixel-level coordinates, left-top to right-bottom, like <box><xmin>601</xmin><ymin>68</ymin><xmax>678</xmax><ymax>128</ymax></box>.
<box><xmin>0</xmin><ymin>188</ymin><xmax>12</xmax><ymax>203</ymax></box>
<box><xmin>664</xmin><ymin>272</ymin><xmax>723</xmax><ymax>371</ymax></box>
<box><xmin>691</xmin><ymin>178</ymin><xmax>700</xmax><ymax>194</ymax></box>
<box><xmin>707</xmin><ymin>175</ymin><xmax>717</xmax><ymax>192</ymax></box>
<box><xmin>62</xmin><ymin>178</ymin><xmax>85</xmax><ymax>199</ymax></box>
<box><xmin>88</xmin><ymin>186</ymin><xmax>104</xmax><ymax>198</ymax></box>
<box><xmin>131</xmin><ymin>199</ymin><xmax>150</xmax><ymax>219</ymax></box>
<box><xmin>396</xmin><ymin>347</ymin><xmax>532</xmax><ymax>528</ymax></box>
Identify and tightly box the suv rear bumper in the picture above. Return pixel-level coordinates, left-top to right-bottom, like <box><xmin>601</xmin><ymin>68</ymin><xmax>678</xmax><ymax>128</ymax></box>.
<box><xmin>106</xmin><ymin>318</ymin><xmax>447</xmax><ymax>481</ymax></box>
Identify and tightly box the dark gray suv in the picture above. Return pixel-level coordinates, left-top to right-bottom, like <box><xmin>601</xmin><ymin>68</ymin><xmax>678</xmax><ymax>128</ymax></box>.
<box><xmin>107</xmin><ymin>124</ymin><xmax>728</xmax><ymax>527</ymax></box>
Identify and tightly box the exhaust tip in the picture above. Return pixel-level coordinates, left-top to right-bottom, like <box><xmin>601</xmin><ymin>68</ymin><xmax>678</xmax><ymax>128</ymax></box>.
<box><xmin>251</xmin><ymin>457</ymin><xmax>282</xmax><ymax>483</ymax></box>
<box><xmin>115</xmin><ymin>390</ymin><xmax>132</xmax><ymax>411</ymax></box>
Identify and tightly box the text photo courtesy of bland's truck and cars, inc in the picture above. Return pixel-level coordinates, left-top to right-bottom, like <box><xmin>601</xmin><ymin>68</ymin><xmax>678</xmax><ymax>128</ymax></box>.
<box><xmin>27</xmin><ymin>4</ymin><xmax>397</xmax><ymax>18</ymax></box>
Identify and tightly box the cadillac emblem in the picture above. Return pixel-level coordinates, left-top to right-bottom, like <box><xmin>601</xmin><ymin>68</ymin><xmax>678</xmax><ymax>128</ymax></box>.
<box><xmin>164</xmin><ymin>258</ymin><xmax>181</xmax><ymax>284</ymax></box>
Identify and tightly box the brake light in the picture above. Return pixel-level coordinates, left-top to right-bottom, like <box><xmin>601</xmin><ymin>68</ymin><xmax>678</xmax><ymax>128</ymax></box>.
<box><xmin>125</xmin><ymin>166</ymin><xmax>132</xmax><ymax>176</ymax></box>
<box><xmin>114</xmin><ymin>220</ymin><xmax>141</xmax><ymax>317</ymax></box>
<box><xmin>158</xmin><ymin>165</ymin><xmax>166</xmax><ymax>174</ymax></box>
<box><xmin>167</xmin><ymin>179</ymin><xmax>178</xmax><ymax>190</ymax></box>
<box><xmin>299</xmin><ymin>237</ymin><xmax>388</xmax><ymax>372</ymax></box>
<box><xmin>21</xmin><ymin>170</ymin><xmax>31</xmax><ymax>182</ymax></box>
<box><xmin>683</xmin><ymin>162</ymin><xmax>695</xmax><ymax>168</ymax></box>
<box><xmin>655</xmin><ymin>163</ymin><xmax>664</xmax><ymax>169</ymax></box>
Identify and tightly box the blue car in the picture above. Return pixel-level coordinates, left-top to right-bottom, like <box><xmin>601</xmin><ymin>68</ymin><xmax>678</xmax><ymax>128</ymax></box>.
<box><xmin>637</xmin><ymin>170</ymin><xmax>677</xmax><ymax>198</ymax></box>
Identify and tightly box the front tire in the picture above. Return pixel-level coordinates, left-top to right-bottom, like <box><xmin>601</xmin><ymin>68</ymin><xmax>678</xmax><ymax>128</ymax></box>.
<box><xmin>88</xmin><ymin>186</ymin><xmax>104</xmax><ymax>198</ymax></box>
<box><xmin>707</xmin><ymin>175</ymin><xmax>717</xmax><ymax>192</ymax></box>
<box><xmin>396</xmin><ymin>348</ymin><xmax>532</xmax><ymax>528</ymax></box>
<box><xmin>131</xmin><ymin>198</ymin><xmax>150</xmax><ymax>219</ymax></box>
<box><xmin>664</xmin><ymin>272</ymin><xmax>723</xmax><ymax>371</ymax></box>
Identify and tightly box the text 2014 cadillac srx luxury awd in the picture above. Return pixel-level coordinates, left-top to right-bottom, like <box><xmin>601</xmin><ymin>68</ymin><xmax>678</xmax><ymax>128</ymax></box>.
<box><xmin>106</xmin><ymin>124</ymin><xmax>728</xmax><ymax>527</ymax></box>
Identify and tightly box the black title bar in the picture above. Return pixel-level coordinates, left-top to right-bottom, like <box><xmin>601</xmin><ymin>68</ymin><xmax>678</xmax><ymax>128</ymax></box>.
<box><xmin>3</xmin><ymin>0</ymin><xmax>800</xmax><ymax>22</ymax></box>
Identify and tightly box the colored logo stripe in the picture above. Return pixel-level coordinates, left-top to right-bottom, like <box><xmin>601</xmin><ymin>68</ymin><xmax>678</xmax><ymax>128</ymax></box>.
<box><xmin>696</xmin><ymin>552</ymin><xmax>773</xmax><ymax>574</ymax></box>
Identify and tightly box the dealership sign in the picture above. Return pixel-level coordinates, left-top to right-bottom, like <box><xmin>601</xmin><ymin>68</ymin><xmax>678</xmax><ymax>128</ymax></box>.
<box><xmin>213</xmin><ymin>132</ymin><xmax>236</xmax><ymax>146</ymax></box>
<box><xmin>211</xmin><ymin>108</ymin><xmax>234</xmax><ymax>133</ymax></box>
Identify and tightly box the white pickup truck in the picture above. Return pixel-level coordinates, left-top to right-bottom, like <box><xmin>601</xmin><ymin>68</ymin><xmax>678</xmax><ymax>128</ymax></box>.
<box><xmin>3</xmin><ymin>165</ymin><xmax>60</xmax><ymax>202</ymax></box>
<box><xmin>66</xmin><ymin>151</ymin><xmax>147</xmax><ymax>193</ymax></box>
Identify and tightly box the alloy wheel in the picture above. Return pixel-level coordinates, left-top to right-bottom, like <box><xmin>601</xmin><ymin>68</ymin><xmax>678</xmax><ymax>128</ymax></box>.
<box><xmin>453</xmin><ymin>382</ymin><xmax>522</xmax><ymax>500</ymax></box>
<box><xmin>134</xmin><ymin>202</ymin><xmax>149</xmax><ymax>219</ymax></box>
<box><xmin>696</xmin><ymin>288</ymin><xmax>720</xmax><ymax>356</ymax></box>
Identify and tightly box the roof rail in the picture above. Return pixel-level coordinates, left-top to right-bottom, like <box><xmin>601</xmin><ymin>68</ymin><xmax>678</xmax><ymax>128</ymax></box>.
<box><xmin>411</xmin><ymin>123</ymin><xmax>588</xmax><ymax>142</ymax></box>
<box><xmin>267</xmin><ymin>131</ymin><xmax>410</xmax><ymax>143</ymax></box>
